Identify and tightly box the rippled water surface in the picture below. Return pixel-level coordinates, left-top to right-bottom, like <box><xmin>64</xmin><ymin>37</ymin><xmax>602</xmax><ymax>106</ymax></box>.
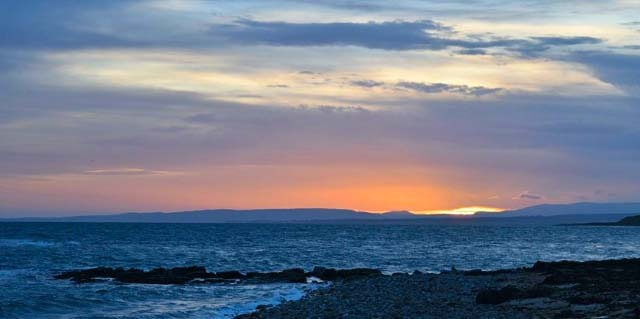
<box><xmin>2</xmin><ymin>222</ymin><xmax>640</xmax><ymax>318</ymax></box>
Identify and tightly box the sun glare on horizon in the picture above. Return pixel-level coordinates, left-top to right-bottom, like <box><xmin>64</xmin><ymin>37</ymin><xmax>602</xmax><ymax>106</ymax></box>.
<box><xmin>416</xmin><ymin>206</ymin><xmax>505</xmax><ymax>216</ymax></box>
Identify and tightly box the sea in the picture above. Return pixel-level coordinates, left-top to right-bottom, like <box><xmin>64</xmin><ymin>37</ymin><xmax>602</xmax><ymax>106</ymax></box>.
<box><xmin>1</xmin><ymin>222</ymin><xmax>640</xmax><ymax>318</ymax></box>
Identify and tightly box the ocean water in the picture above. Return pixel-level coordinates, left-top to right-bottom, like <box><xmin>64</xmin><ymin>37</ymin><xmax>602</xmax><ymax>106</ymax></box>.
<box><xmin>1</xmin><ymin>222</ymin><xmax>640</xmax><ymax>318</ymax></box>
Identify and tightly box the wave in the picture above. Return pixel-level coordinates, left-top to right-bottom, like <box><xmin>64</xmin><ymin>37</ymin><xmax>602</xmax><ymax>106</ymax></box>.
<box><xmin>213</xmin><ymin>285</ymin><xmax>317</xmax><ymax>319</ymax></box>
<box><xmin>0</xmin><ymin>239</ymin><xmax>56</xmax><ymax>247</ymax></box>
<box><xmin>0</xmin><ymin>269</ymin><xmax>26</xmax><ymax>280</ymax></box>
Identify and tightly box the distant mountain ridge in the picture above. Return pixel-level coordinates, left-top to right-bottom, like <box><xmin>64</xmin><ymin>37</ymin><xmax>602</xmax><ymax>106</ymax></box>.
<box><xmin>474</xmin><ymin>202</ymin><xmax>640</xmax><ymax>217</ymax></box>
<box><xmin>3</xmin><ymin>208</ymin><xmax>425</xmax><ymax>223</ymax></box>
<box><xmin>2</xmin><ymin>202</ymin><xmax>639</xmax><ymax>223</ymax></box>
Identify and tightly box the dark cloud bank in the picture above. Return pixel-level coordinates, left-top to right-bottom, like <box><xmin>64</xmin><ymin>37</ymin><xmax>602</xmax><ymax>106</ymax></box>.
<box><xmin>210</xmin><ymin>19</ymin><xmax>602</xmax><ymax>56</ymax></box>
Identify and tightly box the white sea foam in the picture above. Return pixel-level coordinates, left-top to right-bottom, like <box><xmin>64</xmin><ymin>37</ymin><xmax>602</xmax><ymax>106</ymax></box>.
<box><xmin>212</xmin><ymin>284</ymin><xmax>321</xmax><ymax>319</ymax></box>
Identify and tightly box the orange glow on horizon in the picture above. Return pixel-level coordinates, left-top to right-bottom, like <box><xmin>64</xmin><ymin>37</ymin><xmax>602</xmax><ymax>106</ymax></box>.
<box><xmin>415</xmin><ymin>206</ymin><xmax>505</xmax><ymax>215</ymax></box>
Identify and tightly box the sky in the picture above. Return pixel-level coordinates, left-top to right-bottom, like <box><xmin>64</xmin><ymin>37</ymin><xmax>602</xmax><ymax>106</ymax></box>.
<box><xmin>1</xmin><ymin>0</ymin><xmax>639</xmax><ymax>216</ymax></box>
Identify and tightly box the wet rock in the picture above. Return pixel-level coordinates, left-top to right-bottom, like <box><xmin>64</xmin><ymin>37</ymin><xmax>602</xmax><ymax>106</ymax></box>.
<box><xmin>216</xmin><ymin>271</ymin><xmax>246</xmax><ymax>280</ymax></box>
<box><xmin>54</xmin><ymin>266</ymin><xmax>116</xmax><ymax>283</ymax></box>
<box><xmin>476</xmin><ymin>285</ymin><xmax>521</xmax><ymax>304</ymax></box>
<box><xmin>55</xmin><ymin>266</ymin><xmax>383</xmax><ymax>285</ymax></box>
<box><xmin>463</xmin><ymin>269</ymin><xmax>485</xmax><ymax>276</ymax></box>
<box><xmin>556</xmin><ymin>309</ymin><xmax>574</xmax><ymax>318</ymax></box>
<box><xmin>238</xmin><ymin>258</ymin><xmax>640</xmax><ymax>319</ymax></box>
<box><xmin>255</xmin><ymin>304</ymin><xmax>271</xmax><ymax>311</ymax></box>
<box><xmin>247</xmin><ymin>268</ymin><xmax>307</xmax><ymax>283</ymax></box>
<box><xmin>55</xmin><ymin>266</ymin><xmax>217</xmax><ymax>284</ymax></box>
<box><xmin>309</xmin><ymin>267</ymin><xmax>382</xmax><ymax>281</ymax></box>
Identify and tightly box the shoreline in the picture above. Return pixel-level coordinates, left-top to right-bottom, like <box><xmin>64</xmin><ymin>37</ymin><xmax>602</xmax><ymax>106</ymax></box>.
<box><xmin>236</xmin><ymin>258</ymin><xmax>640</xmax><ymax>319</ymax></box>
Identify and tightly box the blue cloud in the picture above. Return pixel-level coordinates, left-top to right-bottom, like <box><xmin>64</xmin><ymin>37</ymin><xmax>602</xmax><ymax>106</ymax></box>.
<box><xmin>351</xmin><ymin>80</ymin><xmax>385</xmax><ymax>88</ymax></box>
<box><xmin>572</xmin><ymin>51</ymin><xmax>640</xmax><ymax>89</ymax></box>
<box><xmin>0</xmin><ymin>1</ymin><xmax>606</xmax><ymax>57</ymax></box>
<box><xmin>210</xmin><ymin>19</ymin><xmax>451</xmax><ymax>50</ymax></box>
<box><xmin>396</xmin><ymin>81</ymin><xmax>503</xmax><ymax>96</ymax></box>
<box><xmin>0</xmin><ymin>0</ymin><xmax>137</xmax><ymax>49</ymax></box>
<box><xmin>456</xmin><ymin>49</ymin><xmax>487</xmax><ymax>55</ymax></box>
<box><xmin>208</xmin><ymin>19</ymin><xmax>603</xmax><ymax>56</ymax></box>
<box><xmin>512</xmin><ymin>36</ymin><xmax>603</xmax><ymax>57</ymax></box>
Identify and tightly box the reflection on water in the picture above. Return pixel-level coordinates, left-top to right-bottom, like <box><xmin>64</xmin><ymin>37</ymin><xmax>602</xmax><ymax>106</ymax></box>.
<box><xmin>1</xmin><ymin>222</ymin><xmax>640</xmax><ymax>318</ymax></box>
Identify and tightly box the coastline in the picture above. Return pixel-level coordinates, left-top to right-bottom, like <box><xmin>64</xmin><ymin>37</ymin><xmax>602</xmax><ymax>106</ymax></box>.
<box><xmin>236</xmin><ymin>258</ymin><xmax>640</xmax><ymax>319</ymax></box>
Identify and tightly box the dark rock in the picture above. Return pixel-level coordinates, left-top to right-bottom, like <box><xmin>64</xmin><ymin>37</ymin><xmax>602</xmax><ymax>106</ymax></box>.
<box><xmin>521</xmin><ymin>285</ymin><xmax>555</xmax><ymax>299</ymax></box>
<box><xmin>556</xmin><ymin>309</ymin><xmax>574</xmax><ymax>318</ymax></box>
<box><xmin>279</xmin><ymin>268</ymin><xmax>307</xmax><ymax>283</ymax></box>
<box><xmin>55</xmin><ymin>266</ymin><xmax>216</xmax><ymax>284</ymax></box>
<box><xmin>238</xmin><ymin>258</ymin><xmax>640</xmax><ymax>319</ymax></box>
<box><xmin>247</xmin><ymin>268</ymin><xmax>307</xmax><ymax>283</ymax></box>
<box><xmin>461</xmin><ymin>268</ymin><xmax>519</xmax><ymax>276</ymax></box>
<box><xmin>567</xmin><ymin>294</ymin><xmax>611</xmax><ymax>304</ymax></box>
<box><xmin>463</xmin><ymin>269</ymin><xmax>485</xmax><ymax>276</ymax></box>
<box><xmin>216</xmin><ymin>271</ymin><xmax>246</xmax><ymax>280</ymax></box>
<box><xmin>56</xmin><ymin>265</ymin><xmax>383</xmax><ymax>285</ymax></box>
<box><xmin>54</xmin><ymin>266</ymin><xmax>116</xmax><ymax>283</ymax></box>
<box><xmin>309</xmin><ymin>267</ymin><xmax>382</xmax><ymax>281</ymax></box>
<box><xmin>532</xmin><ymin>258</ymin><xmax>640</xmax><ymax>291</ymax></box>
<box><xmin>475</xmin><ymin>285</ymin><xmax>521</xmax><ymax>304</ymax></box>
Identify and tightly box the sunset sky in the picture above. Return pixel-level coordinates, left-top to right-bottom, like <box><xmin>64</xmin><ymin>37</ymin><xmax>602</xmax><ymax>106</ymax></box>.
<box><xmin>1</xmin><ymin>0</ymin><xmax>639</xmax><ymax>216</ymax></box>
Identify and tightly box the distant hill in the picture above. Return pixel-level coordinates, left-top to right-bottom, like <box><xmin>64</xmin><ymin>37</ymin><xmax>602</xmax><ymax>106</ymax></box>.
<box><xmin>617</xmin><ymin>215</ymin><xmax>640</xmax><ymax>225</ymax></box>
<box><xmin>577</xmin><ymin>214</ymin><xmax>640</xmax><ymax>226</ymax></box>
<box><xmin>2</xmin><ymin>208</ymin><xmax>426</xmax><ymax>223</ymax></box>
<box><xmin>474</xmin><ymin>202</ymin><xmax>640</xmax><ymax>218</ymax></box>
<box><xmin>3</xmin><ymin>202</ymin><xmax>640</xmax><ymax>224</ymax></box>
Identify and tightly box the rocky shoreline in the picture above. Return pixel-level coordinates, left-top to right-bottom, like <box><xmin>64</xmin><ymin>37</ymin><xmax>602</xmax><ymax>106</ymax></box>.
<box><xmin>54</xmin><ymin>258</ymin><xmax>640</xmax><ymax>318</ymax></box>
<box><xmin>237</xmin><ymin>258</ymin><xmax>640</xmax><ymax>319</ymax></box>
<box><xmin>54</xmin><ymin>266</ymin><xmax>381</xmax><ymax>285</ymax></box>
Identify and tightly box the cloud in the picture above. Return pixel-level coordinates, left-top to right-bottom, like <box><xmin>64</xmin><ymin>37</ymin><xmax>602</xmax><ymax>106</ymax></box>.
<box><xmin>346</xmin><ymin>79</ymin><xmax>503</xmax><ymax>95</ymax></box>
<box><xmin>151</xmin><ymin>126</ymin><xmax>192</xmax><ymax>133</ymax></box>
<box><xmin>184</xmin><ymin>113</ymin><xmax>222</xmax><ymax>124</ymax></box>
<box><xmin>208</xmin><ymin>19</ymin><xmax>603</xmax><ymax>56</ymax></box>
<box><xmin>396</xmin><ymin>81</ymin><xmax>503</xmax><ymax>96</ymax></box>
<box><xmin>572</xmin><ymin>51</ymin><xmax>640</xmax><ymax>90</ymax></box>
<box><xmin>3</xmin><ymin>83</ymin><xmax>640</xmax><ymax>211</ymax></box>
<box><xmin>531</xmin><ymin>36</ymin><xmax>602</xmax><ymax>46</ymax></box>
<box><xmin>2</xmin><ymin>1</ymin><xmax>640</xmax><ymax>214</ymax></box>
<box><xmin>0</xmin><ymin>1</ymin><xmax>606</xmax><ymax>58</ymax></box>
<box><xmin>315</xmin><ymin>105</ymin><xmax>369</xmax><ymax>113</ymax></box>
<box><xmin>0</xmin><ymin>1</ymin><xmax>140</xmax><ymax>50</ymax></box>
<box><xmin>506</xmin><ymin>36</ymin><xmax>602</xmax><ymax>57</ymax></box>
<box><xmin>83</xmin><ymin>168</ymin><xmax>173</xmax><ymax>176</ymax></box>
<box><xmin>456</xmin><ymin>49</ymin><xmax>487</xmax><ymax>55</ymax></box>
<box><xmin>517</xmin><ymin>191</ymin><xmax>543</xmax><ymax>200</ymax></box>
<box><xmin>350</xmin><ymin>80</ymin><xmax>385</xmax><ymax>88</ymax></box>
<box><xmin>210</xmin><ymin>19</ymin><xmax>450</xmax><ymax>50</ymax></box>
